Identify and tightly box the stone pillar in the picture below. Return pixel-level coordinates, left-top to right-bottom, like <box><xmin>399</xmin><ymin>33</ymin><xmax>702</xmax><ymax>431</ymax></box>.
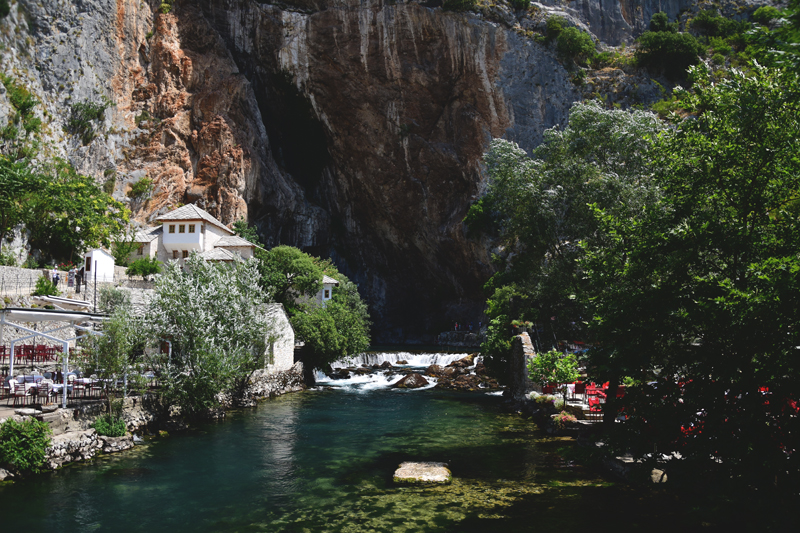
<box><xmin>508</xmin><ymin>332</ymin><xmax>537</xmax><ymax>400</ymax></box>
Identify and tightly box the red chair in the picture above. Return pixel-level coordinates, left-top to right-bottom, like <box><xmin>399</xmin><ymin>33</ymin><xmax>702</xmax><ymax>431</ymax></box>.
<box><xmin>587</xmin><ymin>397</ymin><xmax>603</xmax><ymax>421</ymax></box>
<box><xmin>542</xmin><ymin>385</ymin><xmax>555</xmax><ymax>395</ymax></box>
<box><xmin>9</xmin><ymin>383</ymin><xmax>30</xmax><ymax>406</ymax></box>
<box><xmin>573</xmin><ymin>381</ymin><xmax>586</xmax><ymax>400</ymax></box>
<box><xmin>0</xmin><ymin>345</ymin><xmax>7</xmax><ymax>364</ymax></box>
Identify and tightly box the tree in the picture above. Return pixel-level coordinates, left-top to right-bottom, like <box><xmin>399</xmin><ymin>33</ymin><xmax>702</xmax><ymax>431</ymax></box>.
<box><xmin>26</xmin><ymin>159</ymin><xmax>129</xmax><ymax>262</ymax></box>
<box><xmin>145</xmin><ymin>254</ymin><xmax>275</xmax><ymax>418</ymax></box>
<box><xmin>582</xmin><ymin>64</ymin><xmax>800</xmax><ymax>490</ymax></box>
<box><xmin>467</xmin><ymin>101</ymin><xmax>663</xmax><ymax>373</ymax></box>
<box><xmin>257</xmin><ymin>245</ymin><xmax>324</xmax><ymax>309</ymax></box>
<box><xmin>0</xmin><ymin>156</ymin><xmax>43</xmax><ymax>245</ymax></box>
<box><xmin>527</xmin><ymin>349</ymin><xmax>580</xmax><ymax>403</ymax></box>
<box><xmin>556</xmin><ymin>27</ymin><xmax>596</xmax><ymax>66</ymax></box>
<box><xmin>126</xmin><ymin>257</ymin><xmax>162</xmax><ymax>277</ymax></box>
<box><xmin>635</xmin><ymin>30</ymin><xmax>704</xmax><ymax>80</ymax></box>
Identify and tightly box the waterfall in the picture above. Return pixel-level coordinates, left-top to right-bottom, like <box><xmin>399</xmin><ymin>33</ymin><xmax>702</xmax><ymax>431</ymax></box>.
<box><xmin>331</xmin><ymin>351</ymin><xmax>474</xmax><ymax>368</ymax></box>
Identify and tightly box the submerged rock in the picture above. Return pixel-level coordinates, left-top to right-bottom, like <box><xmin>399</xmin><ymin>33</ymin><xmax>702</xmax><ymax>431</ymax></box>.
<box><xmin>425</xmin><ymin>364</ymin><xmax>443</xmax><ymax>377</ymax></box>
<box><xmin>392</xmin><ymin>373</ymin><xmax>429</xmax><ymax>389</ymax></box>
<box><xmin>394</xmin><ymin>462</ymin><xmax>452</xmax><ymax>484</ymax></box>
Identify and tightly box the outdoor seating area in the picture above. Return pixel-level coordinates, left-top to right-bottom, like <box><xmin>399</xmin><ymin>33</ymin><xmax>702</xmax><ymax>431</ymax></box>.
<box><xmin>0</xmin><ymin>372</ymin><xmax>109</xmax><ymax>407</ymax></box>
<box><xmin>540</xmin><ymin>380</ymin><xmax>627</xmax><ymax>421</ymax></box>
<box><xmin>0</xmin><ymin>344</ymin><xmax>66</xmax><ymax>365</ymax></box>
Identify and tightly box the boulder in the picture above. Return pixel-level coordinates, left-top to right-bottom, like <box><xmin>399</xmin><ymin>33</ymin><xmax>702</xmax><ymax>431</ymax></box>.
<box><xmin>392</xmin><ymin>373</ymin><xmax>429</xmax><ymax>389</ymax></box>
<box><xmin>447</xmin><ymin>354</ymin><xmax>476</xmax><ymax>368</ymax></box>
<box><xmin>424</xmin><ymin>364</ymin><xmax>443</xmax><ymax>377</ymax></box>
<box><xmin>396</xmin><ymin>360</ymin><xmax>408</xmax><ymax>365</ymax></box>
<box><xmin>379</xmin><ymin>361</ymin><xmax>393</xmax><ymax>369</ymax></box>
<box><xmin>394</xmin><ymin>461</ymin><xmax>451</xmax><ymax>484</ymax></box>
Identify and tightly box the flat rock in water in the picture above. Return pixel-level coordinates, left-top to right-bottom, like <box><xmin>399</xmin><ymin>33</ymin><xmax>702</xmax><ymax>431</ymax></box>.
<box><xmin>394</xmin><ymin>461</ymin><xmax>451</xmax><ymax>484</ymax></box>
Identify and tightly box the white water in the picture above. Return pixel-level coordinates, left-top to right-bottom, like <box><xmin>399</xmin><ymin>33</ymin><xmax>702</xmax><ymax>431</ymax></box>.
<box><xmin>331</xmin><ymin>351</ymin><xmax>473</xmax><ymax>368</ymax></box>
<box><xmin>315</xmin><ymin>369</ymin><xmax>439</xmax><ymax>393</ymax></box>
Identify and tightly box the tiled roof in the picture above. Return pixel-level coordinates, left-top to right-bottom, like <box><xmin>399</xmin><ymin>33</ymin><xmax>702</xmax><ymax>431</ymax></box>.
<box><xmin>322</xmin><ymin>275</ymin><xmax>339</xmax><ymax>286</ymax></box>
<box><xmin>133</xmin><ymin>226</ymin><xmax>162</xmax><ymax>243</ymax></box>
<box><xmin>215</xmin><ymin>235</ymin><xmax>258</xmax><ymax>248</ymax></box>
<box><xmin>198</xmin><ymin>248</ymin><xmax>238</xmax><ymax>261</ymax></box>
<box><xmin>155</xmin><ymin>204</ymin><xmax>235</xmax><ymax>234</ymax></box>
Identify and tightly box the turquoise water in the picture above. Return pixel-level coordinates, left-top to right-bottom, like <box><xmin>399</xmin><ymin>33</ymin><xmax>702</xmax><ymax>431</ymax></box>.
<box><xmin>0</xmin><ymin>379</ymin><xmax>679</xmax><ymax>531</ymax></box>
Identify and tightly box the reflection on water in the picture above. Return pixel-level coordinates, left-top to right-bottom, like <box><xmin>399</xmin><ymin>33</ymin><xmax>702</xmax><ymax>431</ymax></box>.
<box><xmin>0</xmin><ymin>362</ymin><xmax>727</xmax><ymax>531</ymax></box>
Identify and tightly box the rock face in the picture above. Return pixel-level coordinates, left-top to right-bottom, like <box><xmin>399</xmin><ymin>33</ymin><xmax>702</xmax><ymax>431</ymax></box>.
<box><xmin>0</xmin><ymin>0</ymin><xmax>766</xmax><ymax>341</ymax></box>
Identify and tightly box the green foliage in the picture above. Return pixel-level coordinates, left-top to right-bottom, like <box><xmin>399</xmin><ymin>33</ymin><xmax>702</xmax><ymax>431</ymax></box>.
<box><xmin>0</xmin><ymin>0</ymin><xmax>9</xmax><ymax>18</ymax></box>
<box><xmin>442</xmin><ymin>0</ymin><xmax>476</xmax><ymax>12</ymax></box>
<box><xmin>649</xmin><ymin>11</ymin><xmax>677</xmax><ymax>33</ymax></box>
<box><xmin>146</xmin><ymin>255</ymin><xmax>273</xmax><ymax>418</ymax></box>
<box><xmin>635</xmin><ymin>30</ymin><xmax>704</xmax><ymax>80</ymax></box>
<box><xmin>135</xmin><ymin>109</ymin><xmax>151</xmax><ymax>127</ymax></box>
<box><xmin>556</xmin><ymin>27</ymin><xmax>595</xmax><ymax>66</ymax></box>
<box><xmin>546</xmin><ymin>16</ymin><xmax>566</xmax><ymax>42</ymax></box>
<box><xmin>0</xmin><ymin>418</ymin><xmax>52</xmax><ymax>473</ymax></box>
<box><xmin>24</xmin><ymin>158</ymin><xmax>130</xmax><ymax>262</ymax></box>
<box><xmin>527</xmin><ymin>349</ymin><xmax>580</xmax><ymax>402</ymax></box>
<box><xmin>258</xmin><ymin>245</ymin><xmax>323</xmax><ymax>308</ymax></box>
<box><xmin>509</xmin><ymin>0</ymin><xmax>530</xmax><ymax>10</ymax></box>
<box><xmin>127</xmin><ymin>256</ymin><xmax>162</xmax><ymax>277</ymax></box>
<box><xmin>32</xmin><ymin>275</ymin><xmax>59</xmax><ymax>296</ymax></box>
<box><xmin>98</xmin><ymin>285</ymin><xmax>131</xmax><ymax>314</ymax></box>
<box><xmin>753</xmin><ymin>6</ymin><xmax>783</xmax><ymax>26</ymax></box>
<box><xmin>233</xmin><ymin>218</ymin><xmax>260</xmax><ymax>245</ymax></box>
<box><xmin>582</xmin><ymin>64</ymin><xmax>800</xmax><ymax>490</ymax></box>
<box><xmin>92</xmin><ymin>415</ymin><xmax>127</xmax><ymax>437</ymax></box>
<box><xmin>66</xmin><ymin>98</ymin><xmax>112</xmax><ymax>146</ymax></box>
<box><xmin>553</xmin><ymin>410</ymin><xmax>578</xmax><ymax>429</ymax></box>
<box><xmin>127</xmin><ymin>177</ymin><xmax>152</xmax><ymax>199</ymax></box>
<box><xmin>0</xmin><ymin>73</ymin><xmax>41</xmax><ymax>144</ymax></box>
<box><xmin>690</xmin><ymin>9</ymin><xmax>749</xmax><ymax>38</ymax></box>
<box><xmin>0</xmin><ymin>246</ymin><xmax>15</xmax><ymax>266</ymax></box>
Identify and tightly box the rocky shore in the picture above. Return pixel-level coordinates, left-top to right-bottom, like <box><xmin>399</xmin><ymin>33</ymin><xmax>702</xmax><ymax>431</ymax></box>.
<box><xmin>0</xmin><ymin>363</ymin><xmax>306</xmax><ymax>480</ymax></box>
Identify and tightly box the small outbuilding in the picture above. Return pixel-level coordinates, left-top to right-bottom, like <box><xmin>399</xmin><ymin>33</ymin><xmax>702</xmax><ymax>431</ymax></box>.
<box><xmin>84</xmin><ymin>248</ymin><xmax>115</xmax><ymax>283</ymax></box>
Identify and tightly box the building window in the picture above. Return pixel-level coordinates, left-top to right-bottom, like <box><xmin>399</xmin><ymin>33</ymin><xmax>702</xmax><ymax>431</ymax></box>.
<box><xmin>179</xmin><ymin>224</ymin><xmax>185</xmax><ymax>233</ymax></box>
<box><xmin>85</xmin><ymin>257</ymin><xmax>91</xmax><ymax>271</ymax></box>
<box><xmin>137</xmin><ymin>245</ymin><xmax>144</xmax><ymax>255</ymax></box>
<box><xmin>182</xmin><ymin>250</ymin><xmax>189</xmax><ymax>259</ymax></box>
<box><xmin>172</xmin><ymin>250</ymin><xmax>178</xmax><ymax>259</ymax></box>
<box><xmin>169</xmin><ymin>224</ymin><xmax>175</xmax><ymax>233</ymax></box>
<box><xmin>188</xmin><ymin>224</ymin><xmax>195</xmax><ymax>233</ymax></box>
<box><xmin>324</xmin><ymin>289</ymin><xmax>330</xmax><ymax>299</ymax></box>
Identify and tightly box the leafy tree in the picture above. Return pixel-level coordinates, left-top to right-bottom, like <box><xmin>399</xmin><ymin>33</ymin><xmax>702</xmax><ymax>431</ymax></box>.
<box><xmin>467</xmin><ymin>102</ymin><xmax>663</xmax><ymax>374</ymax></box>
<box><xmin>581</xmin><ymin>64</ymin><xmax>800</xmax><ymax>490</ymax></box>
<box><xmin>0</xmin><ymin>418</ymin><xmax>52</xmax><ymax>474</ymax></box>
<box><xmin>0</xmin><ymin>156</ymin><xmax>44</xmax><ymax>245</ymax></box>
<box><xmin>635</xmin><ymin>30</ymin><xmax>704</xmax><ymax>80</ymax></box>
<box><xmin>0</xmin><ymin>0</ymin><xmax>9</xmax><ymax>18</ymax></box>
<box><xmin>233</xmin><ymin>218</ymin><xmax>260</xmax><ymax>245</ymax></box>
<box><xmin>145</xmin><ymin>254</ymin><xmax>274</xmax><ymax>418</ymax></box>
<box><xmin>527</xmin><ymin>349</ymin><xmax>580</xmax><ymax>403</ymax></box>
<box><xmin>257</xmin><ymin>245</ymin><xmax>324</xmax><ymax>309</ymax></box>
<box><xmin>26</xmin><ymin>159</ymin><xmax>129</xmax><ymax>262</ymax></box>
<box><xmin>753</xmin><ymin>6</ymin><xmax>783</xmax><ymax>26</ymax></box>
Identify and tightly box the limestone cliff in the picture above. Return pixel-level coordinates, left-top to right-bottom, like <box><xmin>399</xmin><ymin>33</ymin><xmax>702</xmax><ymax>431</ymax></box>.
<box><xmin>0</xmin><ymin>0</ymin><xmax>768</xmax><ymax>341</ymax></box>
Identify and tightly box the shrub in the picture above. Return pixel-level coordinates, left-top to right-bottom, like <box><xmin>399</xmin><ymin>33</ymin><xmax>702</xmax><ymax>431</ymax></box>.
<box><xmin>127</xmin><ymin>256</ymin><xmax>162</xmax><ymax>277</ymax></box>
<box><xmin>649</xmin><ymin>11</ymin><xmax>677</xmax><ymax>33</ymax></box>
<box><xmin>0</xmin><ymin>418</ymin><xmax>52</xmax><ymax>473</ymax></box>
<box><xmin>635</xmin><ymin>31</ymin><xmax>704</xmax><ymax>80</ymax></box>
<box><xmin>0</xmin><ymin>246</ymin><xmax>16</xmax><ymax>266</ymax></box>
<box><xmin>546</xmin><ymin>16</ymin><xmax>566</xmax><ymax>42</ymax></box>
<box><xmin>442</xmin><ymin>0</ymin><xmax>476</xmax><ymax>12</ymax></box>
<box><xmin>0</xmin><ymin>0</ymin><xmax>9</xmax><ymax>18</ymax></box>
<box><xmin>553</xmin><ymin>410</ymin><xmax>577</xmax><ymax>429</ymax></box>
<box><xmin>127</xmin><ymin>177</ymin><xmax>153</xmax><ymax>199</ymax></box>
<box><xmin>509</xmin><ymin>0</ymin><xmax>530</xmax><ymax>10</ymax></box>
<box><xmin>557</xmin><ymin>27</ymin><xmax>596</xmax><ymax>66</ymax></box>
<box><xmin>690</xmin><ymin>9</ymin><xmax>749</xmax><ymax>37</ymax></box>
<box><xmin>753</xmin><ymin>6</ymin><xmax>782</xmax><ymax>26</ymax></box>
<box><xmin>66</xmin><ymin>98</ymin><xmax>112</xmax><ymax>145</ymax></box>
<box><xmin>92</xmin><ymin>415</ymin><xmax>127</xmax><ymax>437</ymax></box>
<box><xmin>32</xmin><ymin>276</ymin><xmax>59</xmax><ymax>296</ymax></box>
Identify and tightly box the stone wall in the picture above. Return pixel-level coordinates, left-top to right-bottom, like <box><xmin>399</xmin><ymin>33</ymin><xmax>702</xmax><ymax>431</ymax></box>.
<box><xmin>508</xmin><ymin>332</ymin><xmax>537</xmax><ymax>401</ymax></box>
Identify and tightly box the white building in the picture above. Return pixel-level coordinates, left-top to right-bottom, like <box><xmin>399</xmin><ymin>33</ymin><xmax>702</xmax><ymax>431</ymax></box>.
<box><xmin>129</xmin><ymin>204</ymin><xmax>258</xmax><ymax>264</ymax></box>
<box><xmin>83</xmin><ymin>248</ymin><xmax>115</xmax><ymax>283</ymax></box>
<box><xmin>264</xmin><ymin>304</ymin><xmax>295</xmax><ymax>372</ymax></box>
<box><xmin>319</xmin><ymin>275</ymin><xmax>339</xmax><ymax>306</ymax></box>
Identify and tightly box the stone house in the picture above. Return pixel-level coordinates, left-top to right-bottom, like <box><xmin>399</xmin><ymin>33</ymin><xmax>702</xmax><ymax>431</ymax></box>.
<box><xmin>129</xmin><ymin>204</ymin><xmax>257</xmax><ymax>264</ymax></box>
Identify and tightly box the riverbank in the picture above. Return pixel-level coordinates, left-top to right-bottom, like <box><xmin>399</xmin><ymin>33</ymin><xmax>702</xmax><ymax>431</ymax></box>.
<box><xmin>0</xmin><ymin>363</ymin><xmax>306</xmax><ymax>480</ymax></box>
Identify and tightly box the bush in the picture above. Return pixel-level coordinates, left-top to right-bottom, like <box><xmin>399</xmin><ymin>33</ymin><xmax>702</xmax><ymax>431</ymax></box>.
<box><xmin>0</xmin><ymin>246</ymin><xmax>16</xmax><ymax>266</ymax></box>
<box><xmin>127</xmin><ymin>256</ymin><xmax>162</xmax><ymax>277</ymax></box>
<box><xmin>635</xmin><ymin>31</ymin><xmax>704</xmax><ymax>80</ymax></box>
<box><xmin>553</xmin><ymin>410</ymin><xmax>578</xmax><ymax>429</ymax></box>
<box><xmin>0</xmin><ymin>418</ymin><xmax>52</xmax><ymax>473</ymax></box>
<box><xmin>127</xmin><ymin>177</ymin><xmax>153</xmax><ymax>199</ymax></box>
<box><xmin>32</xmin><ymin>276</ymin><xmax>59</xmax><ymax>296</ymax></box>
<box><xmin>649</xmin><ymin>11</ymin><xmax>677</xmax><ymax>33</ymax></box>
<box><xmin>509</xmin><ymin>0</ymin><xmax>530</xmax><ymax>10</ymax></box>
<box><xmin>442</xmin><ymin>0</ymin><xmax>476</xmax><ymax>12</ymax></box>
<box><xmin>92</xmin><ymin>415</ymin><xmax>127</xmax><ymax>437</ymax></box>
<box><xmin>557</xmin><ymin>27</ymin><xmax>595</xmax><ymax>66</ymax></box>
<box><xmin>0</xmin><ymin>0</ymin><xmax>9</xmax><ymax>18</ymax></box>
<box><xmin>66</xmin><ymin>98</ymin><xmax>112</xmax><ymax>145</ymax></box>
<box><xmin>690</xmin><ymin>9</ymin><xmax>749</xmax><ymax>38</ymax></box>
<box><xmin>753</xmin><ymin>6</ymin><xmax>782</xmax><ymax>26</ymax></box>
<box><xmin>546</xmin><ymin>16</ymin><xmax>566</xmax><ymax>42</ymax></box>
